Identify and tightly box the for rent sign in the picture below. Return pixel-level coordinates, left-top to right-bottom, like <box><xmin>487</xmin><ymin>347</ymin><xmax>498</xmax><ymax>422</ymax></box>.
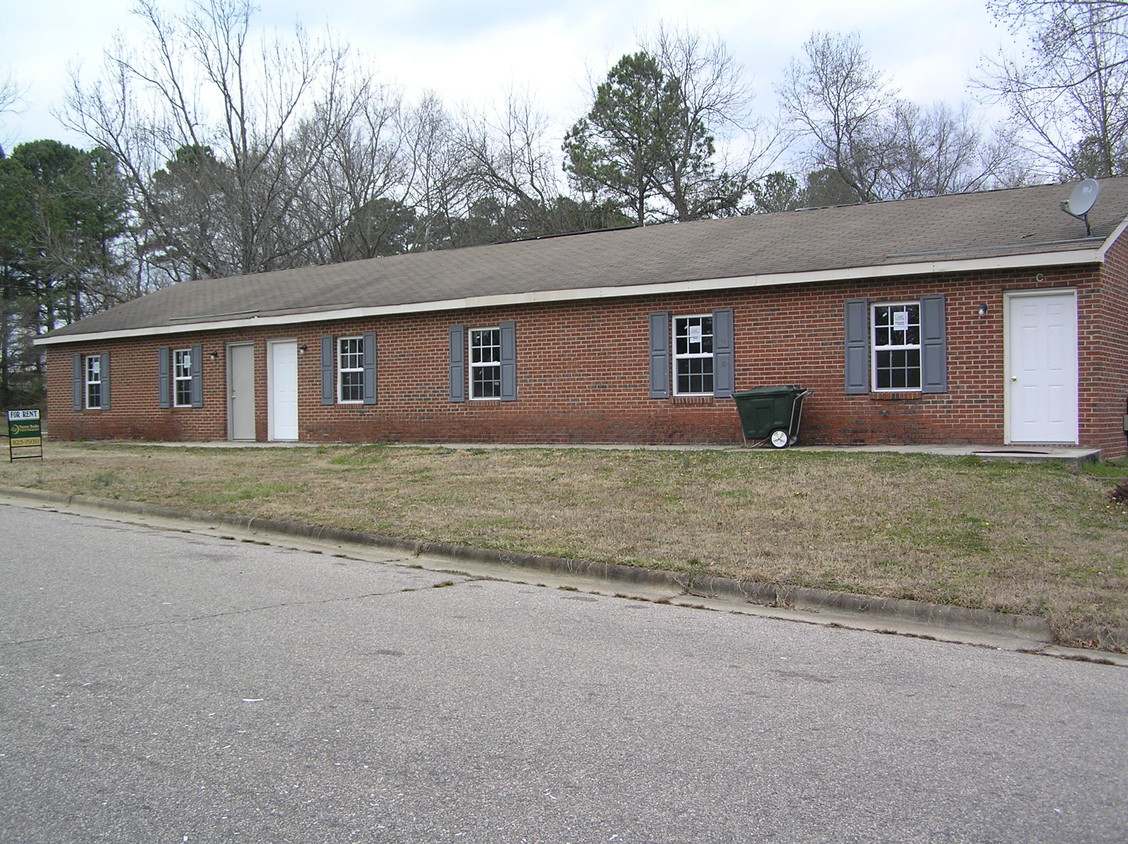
<box><xmin>7</xmin><ymin>409</ymin><xmax>43</xmax><ymax>461</ymax></box>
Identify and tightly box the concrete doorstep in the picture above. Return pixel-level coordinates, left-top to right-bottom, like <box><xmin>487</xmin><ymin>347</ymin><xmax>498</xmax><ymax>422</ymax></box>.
<box><xmin>2</xmin><ymin>485</ymin><xmax>1125</xmax><ymax>666</ymax></box>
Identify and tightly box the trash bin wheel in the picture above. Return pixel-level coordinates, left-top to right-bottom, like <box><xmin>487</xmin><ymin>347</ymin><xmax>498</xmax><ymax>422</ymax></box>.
<box><xmin>769</xmin><ymin>429</ymin><xmax>790</xmax><ymax>449</ymax></box>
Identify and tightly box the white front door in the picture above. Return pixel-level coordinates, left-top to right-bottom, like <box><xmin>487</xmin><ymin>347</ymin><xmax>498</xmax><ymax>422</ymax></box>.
<box><xmin>1006</xmin><ymin>290</ymin><xmax>1078</xmax><ymax>444</ymax></box>
<box><xmin>268</xmin><ymin>340</ymin><xmax>299</xmax><ymax>442</ymax></box>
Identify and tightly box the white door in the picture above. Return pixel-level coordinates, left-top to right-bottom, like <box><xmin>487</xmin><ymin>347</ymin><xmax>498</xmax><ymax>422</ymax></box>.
<box><xmin>227</xmin><ymin>343</ymin><xmax>256</xmax><ymax>441</ymax></box>
<box><xmin>268</xmin><ymin>340</ymin><xmax>299</xmax><ymax>442</ymax></box>
<box><xmin>1006</xmin><ymin>290</ymin><xmax>1078</xmax><ymax>444</ymax></box>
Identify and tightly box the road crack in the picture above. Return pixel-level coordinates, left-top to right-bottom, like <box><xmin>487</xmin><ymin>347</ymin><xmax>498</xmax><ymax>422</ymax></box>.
<box><xmin>1</xmin><ymin>576</ymin><xmax>479</xmax><ymax>647</ymax></box>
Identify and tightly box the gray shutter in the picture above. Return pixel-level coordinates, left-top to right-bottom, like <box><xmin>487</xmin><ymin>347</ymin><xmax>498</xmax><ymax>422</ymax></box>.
<box><xmin>321</xmin><ymin>335</ymin><xmax>334</xmax><ymax>405</ymax></box>
<box><xmin>190</xmin><ymin>343</ymin><xmax>203</xmax><ymax>407</ymax></box>
<box><xmin>100</xmin><ymin>351</ymin><xmax>110</xmax><ymax>410</ymax></box>
<box><xmin>499</xmin><ymin>321</ymin><xmax>517</xmax><ymax>402</ymax></box>
<box><xmin>158</xmin><ymin>347</ymin><xmax>170</xmax><ymax>409</ymax></box>
<box><xmin>712</xmin><ymin>308</ymin><xmax>734</xmax><ymax>398</ymax></box>
<box><xmin>844</xmin><ymin>299</ymin><xmax>870</xmax><ymax>395</ymax></box>
<box><xmin>362</xmin><ymin>332</ymin><xmax>377</xmax><ymax>405</ymax></box>
<box><xmin>649</xmin><ymin>312</ymin><xmax>671</xmax><ymax>399</ymax></box>
<box><xmin>449</xmin><ymin>326</ymin><xmax>466</xmax><ymax>402</ymax></box>
<box><xmin>920</xmin><ymin>294</ymin><xmax>948</xmax><ymax>393</ymax></box>
<box><xmin>72</xmin><ymin>354</ymin><xmax>83</xmax><ymax>411</ymax></box>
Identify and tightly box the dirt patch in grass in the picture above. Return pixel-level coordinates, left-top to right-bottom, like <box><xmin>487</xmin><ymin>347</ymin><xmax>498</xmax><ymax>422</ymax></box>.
<box><xmin>3</xmin><ymin>442</ymin><xmax>1126</xmax><ymax>650</ymax></box>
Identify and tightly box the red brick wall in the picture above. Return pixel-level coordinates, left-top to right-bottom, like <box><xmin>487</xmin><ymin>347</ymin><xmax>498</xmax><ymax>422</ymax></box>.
<box><xmin>42</xmin><ymin>261</ymin><xmax>1128</xmax><ymax>458</ymax></box>
<box><xmin>1092</xmin><ymin>235</ymin><xmax>1128</xmax><ymax>458</ymax></box>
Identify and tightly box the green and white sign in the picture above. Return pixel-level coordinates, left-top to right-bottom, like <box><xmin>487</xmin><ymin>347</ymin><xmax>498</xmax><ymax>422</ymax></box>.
<box><xmin>8</xmin><ymin>409</ymin><xmax>43</xmax><ymax>461</ymax></box>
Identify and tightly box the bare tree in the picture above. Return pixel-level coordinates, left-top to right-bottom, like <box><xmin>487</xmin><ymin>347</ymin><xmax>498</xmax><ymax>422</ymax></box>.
<box><xmin>979</xmin><ymin>0</ymin><xmax>1128</xmax><ymax>178</ymax></box>
<box><xmin>62</xmin><ymin>0</ymin><xmax>407</xmax><ymax>282</ymax></box>
<box><xmin>285</xmin><ymin>79</ymin><xmax>410</xmax><ymax>263</ymax></box>
<box><xmin>782</xmin><ymin>31</ymin><xmax>1023</xmax><ymax>202</ymax></box>
<box><xmin>647</xmin><ymin>25</ymin><xmax>775</xmax><ymax>216</ymax></box>
<box><xmin>988</xmin><ymin>0</ymin><xmax>1128</xmax><ymax>26</ymax></box>
<box><xmin>777</xmin><ymin>32</ymin><xmax>899</xmax><ymax>202</ymax></box>
<box><xmin>0</xmin><ymin>72</ymin><xmax>27</xmax><ymax>155</ymax></box>
<box><xmin>455</xmin><ymin>91</ymin><xmax>567</xmax><ymax>239</ymax></box>
<box><xmin>397</xmin><ymin>94</ymin><xmax>473</xmax><ymax>250</ymax></box>
<box><xmin>886</xmin><ymin>101</ymin><xmax>1023</xmax><ymax>197</ymax></box>
<box><xmin>0</xmin><ymin>73</ymin><xmax>21</xmax><ymax>117</ymax></box>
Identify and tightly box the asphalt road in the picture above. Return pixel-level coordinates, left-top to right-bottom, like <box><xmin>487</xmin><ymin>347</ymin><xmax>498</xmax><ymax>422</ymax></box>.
<box><xmin>1</xmin><ymin>501</ymin><xmax>1126</xmax><ymax>843</ymax></box>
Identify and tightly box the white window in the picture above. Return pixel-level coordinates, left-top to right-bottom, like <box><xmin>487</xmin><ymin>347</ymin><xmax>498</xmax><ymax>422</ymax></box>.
<box><xmin>84</xmin><ymin>355</ymin><xmax>102</xmax><ymax>409</ymax></box>
<box><xmin>173</xmin><ymin>348</ymin><xmax>193</xmax><ymax>407</ymax></box>
<box><xmin>469</xmin><ymin>328</ymin><xmax>502</xmax><ymax>399</ymax></box>
<box><xmin>673</xmin><ymin>315</ymin><xmax>714</xmax><ymax>396</ymax></box>
<box><xmin>338</xmin><ymin>337</ymin><xmax>365</xmax><ymax>403</ymax></box>
<box><xmin>872</xmin><ymin>303</ymin><xmax>921</xmax><ymax>391</ymax></box>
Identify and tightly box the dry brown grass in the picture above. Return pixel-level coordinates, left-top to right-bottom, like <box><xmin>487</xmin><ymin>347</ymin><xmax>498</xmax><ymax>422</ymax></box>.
<box><xmin>3</xmin><ymin>441</ymin><xmax>1126</xmax><ymax>649</ymax></box>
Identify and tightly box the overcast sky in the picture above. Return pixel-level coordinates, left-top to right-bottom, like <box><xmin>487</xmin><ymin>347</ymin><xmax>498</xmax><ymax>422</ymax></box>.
<box><xmin>2</xmin><ymin>0</ymin><xmax>1013</xmax><ymax>152</ymax></box>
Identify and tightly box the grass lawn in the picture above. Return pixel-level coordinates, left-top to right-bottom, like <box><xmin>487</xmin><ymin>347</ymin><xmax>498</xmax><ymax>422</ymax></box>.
<box><xmin>3</xmin><ymin>441</ymin><xmax>1126</xmax><ymax>650</ymax></box>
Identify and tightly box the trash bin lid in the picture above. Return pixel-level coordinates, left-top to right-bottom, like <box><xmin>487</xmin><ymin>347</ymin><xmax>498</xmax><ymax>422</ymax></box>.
<box><xmin>734</xmin><ymin>385</ymin><xmax>803</xmax><ymax>398</ymax></box>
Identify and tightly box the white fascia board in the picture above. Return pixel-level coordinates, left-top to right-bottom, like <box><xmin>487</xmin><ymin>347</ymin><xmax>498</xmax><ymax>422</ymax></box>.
<box><xmin>35</xmin><ymin>248</ymin><xmax>1103</xmax><ymax>347</ymax></box>
<box><xmin>1098</xmin><ymin>217</ymin><xmax>1128</xmax><ymax>260</ymax></box>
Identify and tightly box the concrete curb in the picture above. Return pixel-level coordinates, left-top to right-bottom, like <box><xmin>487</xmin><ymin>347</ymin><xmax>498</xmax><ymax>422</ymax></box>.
<box><xmin>2</xmin><ymin>484</ymin><xmax>1066</xmax><ymax>646</ymax></box>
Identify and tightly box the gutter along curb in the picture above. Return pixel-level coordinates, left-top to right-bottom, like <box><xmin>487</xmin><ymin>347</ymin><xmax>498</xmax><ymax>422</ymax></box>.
<box><xmin>0</xmin><ymin>485</ymin><xmax>1060</xmax><ymax>647</ymax></box>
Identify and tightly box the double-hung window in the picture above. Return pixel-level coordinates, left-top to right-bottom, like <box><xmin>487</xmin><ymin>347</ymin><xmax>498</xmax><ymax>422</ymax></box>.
<box><xmin>320</xmin><ymin>332</ymin><xmax>376</xmax><ymax>406</ymax></box>
<box><xmin>448</xmin><ymin>322</ymin><xmax>516</xmax><ymax>402</ymax></box>
<box><xmin>73</xmin><ymin>352</ymin><xmax>110</xmax><ymax>411</ymax></box>
<box><xmin>673</xmin><ymin>315</ymin><xmax>715</xmax><ymax>396</ymax></box>
<box><xmin>85</xmin><ymin>355</ymin><xmax>102</xmax><ymax>409</ymax></box>
<box><xmin>872</xmin><ymin>303</ymin><xmax>921</xmax><ymax>391</ymax></box>
<box><xmin>844</xmin><ymin>296</ymin><xmax>947</xmax><ymax>395</ymax></box>
<box><xmin>173</xmin><ymin>349</ymin><xmax>193</xmax><ymax>407</ymax></box>
<box><xmin>648</xmin><ymin>309</ymin><xmax>734</xmax><ymax>400</ymax></box>
<box><xmin>469</xmin><ymin>328</ymin><xmax>502</xmax><ymax>399</ymax></box>
<box><xmin>158</xmin><ymin>344</ymin><xmax>202</xmax><ymax>409</ymax></box>
<box><xmin>338</xmin><ymin>337</ymin><xmax>365</xmax><ymax>403</ymax></box>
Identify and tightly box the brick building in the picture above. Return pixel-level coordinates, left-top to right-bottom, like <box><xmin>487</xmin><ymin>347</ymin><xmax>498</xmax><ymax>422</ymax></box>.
<box><xmin>36</xmin><ymin>179</ymin><xmax>1128</xmax><ymax>458</ymax></box>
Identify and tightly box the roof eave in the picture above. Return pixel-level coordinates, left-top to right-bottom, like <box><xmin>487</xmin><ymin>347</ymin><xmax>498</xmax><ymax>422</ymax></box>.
<box><xmin>33</xmin><ymin>247</ymin><xmax>1105</xmax><ymax>347</ymax></box>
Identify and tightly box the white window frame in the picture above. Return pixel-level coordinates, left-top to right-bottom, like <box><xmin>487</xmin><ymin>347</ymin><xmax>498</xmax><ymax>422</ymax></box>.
<box><xmin>672</xmin><ymin>314</ymin><xmax>715</xmax><ymax>397</ymax></box>
<box><xmin>469</xmin><ymin>327</ymin><xmax>502</xmax><ymax>400</ymax></box>
<box><xmin>871</xmin><ymin>302</ymin><xmax>922</xmax><ymax>392</ymax></box>
<box><xmin>84</xmin><ymin>355</ymin><xmax>102</xmax><ymax>410</ymax></box>
<box><xmin>337</xmin><ymin>336</ymin><xmax>365</xmax><ymax>404</ymax></box>
<box><xmin>173</xmin><ymin>348</ymin><xmax>193</xmax><ymax>407</ymax></box>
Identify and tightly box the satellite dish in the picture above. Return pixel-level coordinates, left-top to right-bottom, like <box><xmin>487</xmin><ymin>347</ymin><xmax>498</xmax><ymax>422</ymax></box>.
<box><xmin>1060</xmin><ymin>178</ymin><xmax>1101</xmax><ymax>235</ymax></box>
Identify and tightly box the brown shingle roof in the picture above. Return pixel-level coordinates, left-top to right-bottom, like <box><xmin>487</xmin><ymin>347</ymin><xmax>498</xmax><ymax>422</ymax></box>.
<box><xmin>41</xmin><ymin>178</ymin><xmax>1128</xmax><ymax>342</ymax></box>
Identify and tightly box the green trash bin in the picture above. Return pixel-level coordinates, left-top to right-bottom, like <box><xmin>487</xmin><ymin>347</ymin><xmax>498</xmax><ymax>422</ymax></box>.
<box><xmin>733</xmin><ymin>386</ymin><xmax>810</xmax><ymax>448</ymax></box>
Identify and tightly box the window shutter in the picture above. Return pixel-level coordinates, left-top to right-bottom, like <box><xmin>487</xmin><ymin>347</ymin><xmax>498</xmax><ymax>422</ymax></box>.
<box><xmin>499</xmin><ymin>321</ymin><xmax>517</xmax><ymax>402</ymax></box>
<box><xmin>649</xmin><ymin>312</ymin><xmax>671</xmax><ymax>399</ymax></box>
<box><xmin>362</xmin><ymin>332</ymin><xmax>377</xmax><ymax>405</ymax></box>
<box><xmin>100</xmin><ymin>351</ymin><xmax>111</xmax><ymax>410</ymax></box>
<box><xmin>190</xmin><ymin>344</ymin><xmax>203</xmax><ymax>407</ymax></box>
<box><xmin>712</xmin><ymin>308</ymin><xmax>734</xmax><ymax>398</ymax></box>
<box><xmin>844</xmin><ymin>299</ymin><xmax>870</xmax><ymax>395</ymax></box>
<box><xmin>158</xmin><ymin>347</ymin><xmax>170</xmax><ymax>409</ymax></box>
<box><xmin>321</xmin><ymin>335</ymin><xmax>334</xmax><ymax>405</ymax></box>
<box><xmin>449</xmin><ymin>326</ymin><xmax>466</xmax><ymax>402</ymax></box>
<box><xmin>72</xmin><ymin>354</ymin><xmax>82</xmax><ymax>411</ymax></box>
<box><xmin>920</xmin><ymin>294</ymin><xmax>948</xmax><ymax>393</ymax></box>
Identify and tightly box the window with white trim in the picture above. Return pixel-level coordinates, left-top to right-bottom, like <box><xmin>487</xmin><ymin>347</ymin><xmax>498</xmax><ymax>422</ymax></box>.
<box><xmin>469</xmin><ymin>328</ymin><xmax>502</xmax><ymax>399</ymax></box>
<box><xmin>673</xmin><ymin>315</ymin><xmax>714</xmax><ymax>396</ymax></box>
<box><xmin>85</xmin><ymin>355</ymin><xmax>102</xmax><ymax>409</ymax></box>
<box><xmin>338</xmin><ymin>337</ymin><xmax>364</xmax><ymax>403</ymax></box>
<box><xmin>173</xmin><ymin>348</ymin><xmax>193</xmax><ymax>407</ymax></box>
<box><xmin>872</xmin><ymin>303</ymin><xmax>921</xmax><ymax>390</ymax></box>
